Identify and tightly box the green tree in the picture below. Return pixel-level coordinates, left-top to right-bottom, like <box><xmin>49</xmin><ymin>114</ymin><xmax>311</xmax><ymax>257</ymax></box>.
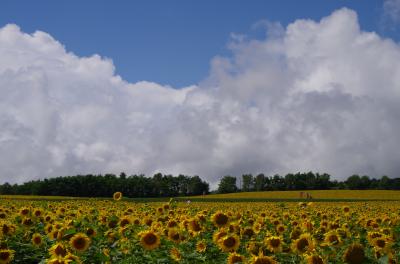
<box><xmin>254</xmin><ymin>173</ymin><xmax>266</xmax><ymax>191</ymax></box>
<box><xmin>218</xmin><ymin>176</ymin><xmax>238</xmax><ymax>193</ymax></box>
<box><xmin>242</xmin><ymin>174</ymin><xmax>254</xmax><ymax>192</ymax></box>
<box><xmin>346</xmin><ymin>174</ymin><xmax>362</xmax><ymax>189</ymax></box>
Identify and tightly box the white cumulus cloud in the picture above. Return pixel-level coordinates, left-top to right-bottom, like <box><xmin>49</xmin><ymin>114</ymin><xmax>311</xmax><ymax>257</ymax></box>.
<box><xmin>1</xmin><ymin>8</ymin><xmax>400</xmax><ymax>188</ymax></box>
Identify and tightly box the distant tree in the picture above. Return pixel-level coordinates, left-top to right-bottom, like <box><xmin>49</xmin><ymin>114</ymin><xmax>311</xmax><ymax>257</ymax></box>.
<box><xmin>218</xmin><ymin>176</ymin><xmax>238</xmax><ymax>193</ymax></box>
<box><xmin>0</xmin><ymin>182</ymin><xmax>13</xmax><ymax>194</ymax></box>
<box><xmin>360</xmin><ymin>175</ymin><xmax>371</xmax><ymax>189</ymax></box>
<box><xmin>284</xmin><ymin>173</ymin><xmax>296</xmax><ymax>190</ymax></box>
<box><xmin>346</xmin><ymin>174</ymin><xmax>362</xmax><ymax>189</ymax></box>
<box><xmin>119</xmin><ymin>172</ymin><xmax>127</xmax><ymax>180</ymax></box>
<box><xmin>379</xmin><ymin>175</ymin><xmax>390</xmax><ymax>189</ymax></box>
<box><xmin>270</xmin><ymin>174</ymin><xmax>285</xmax><ymax>190</ymax></box>
<box><xmin>242</xmin><ymin>174</ymin><xmax>254</xmax><ymax>192</ymax></box>
<box><xmin>254</xmin><ymin>173</ymin><xmax>266</xmax><ymax>191</ymax></box>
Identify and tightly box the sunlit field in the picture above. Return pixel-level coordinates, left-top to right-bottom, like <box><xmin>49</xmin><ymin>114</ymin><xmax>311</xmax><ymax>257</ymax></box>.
<box><xmin>194</xmin><ymin>190</ymin><xmax>400</xmax><ymax>200</ymax></box>
<box><xmin>0</xmin><ymin>193</ymin><xmax>399</xmax><ymax>263</ymax></box>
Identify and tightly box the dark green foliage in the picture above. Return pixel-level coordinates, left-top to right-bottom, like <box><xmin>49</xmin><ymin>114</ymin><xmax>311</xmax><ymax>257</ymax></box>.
<box><xmin>0</xmin><ymin>172</ymin><xmax>209</xmax><ymax>198</ymax></box>
<box><xmin>217</xmin><ymin>175</ymin><xmax>238</xmax><ymax>193</ymax></box>
<box><xmin>218</xmin><ymin>172</ymin><xmax>400</xmax><ymax>194</ymax></box>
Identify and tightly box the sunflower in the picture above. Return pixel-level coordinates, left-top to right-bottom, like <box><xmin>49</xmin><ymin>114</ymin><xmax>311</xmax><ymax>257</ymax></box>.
<box><xmin>167</xmin><ymin>228</ymin><xmax>182</xmax><ymax>243</ymax></box>
<box><xmin>49</xmin><ymin>243</ymin><xmax>68</xmax><ymax>258</ymax></box>
<box><xmin>22</xmin><ymin>217</ymin><xmax>33</xmax><ymax>227</ymax></box>
<box><xmin>218</xmin><ymin>234</ymin><xmax>240</xmax><ymax>252</ymax></box>
<box><xmin>188</xmin><ymin>218</ymin><xmax>202</xmax><ymax>233</ymax></box>
<box><xmin>170</xmin><ymin>247</ymin><xmax>182</xmax><ymax>262</ymax></box>
<box><xmin>0</xmin><ymin>249</ymin><xmax>14</xmax><ymax>264</ymax></box>
<box><xmin>65</xmin><ymin>253</ymin><xmax>82</xmax><ymax>264</ymax></box>
<box><xmin>303</xmin><ymin>221</ymin><xmax>314</xmax><ymax>233</ymax></box>
<box><xmin>48</xmin><ymin>229</ymin><xmax>60</xmax><ymax>240</ymax></box>
<box><xmin>44</xmin><ymin>214</ymin><xmax>53</xmax><ymax>222</ymax></box>
<box><xmin>70</xmin><ymin>233</ymin><xmax>91</xmax><ymax>252</ymax></box>
<box><xmin>292</xmin><ymin>233</ymin><xmax>314</xmax><ymax>254</ymax></box>
<box><xmin>213</xmin><ymin>229</ymin><xmax>228</xmax><ymax>244</ymax></box>
<box><xmin>117</xmin><ymin>216</ymin><xmax>130</xmax><ymax>228</ymax></box>
<box><xmin>212</xmin><ymin>211</ymin><xmax>230</xmax><ymax>228</ymax></box>
<box><xmin>113</xmin><ymin>192</ymin><xmax>122</xmax><ymax>201</ymax></box>
<box><xmin>45</xmin><ymin>224</ymin><xmax>53</xmax><ymax>234</ymax></box>
<box><xmin>196</xmin><ymin>240</ymin><xmax>207</xmax><ymax>253</ymax></box>
<box><xmin>306</xmin><ymin>254</ymin><xmax>325</xmax><ymax>264</ymax></box>
<box><xmin>265</xmin><ymin>236</ymin><xmax>283</xmax><ymax>253</ymax></box>
<box><xmin>166</xmin><ymin>219</ymin><xmax>178</xmax><ymax>228</ymax></box>
<box><xmin>139</xmin><ymin>230</ymin><xmax>160</xmax><ymax>250</ymax></box>
<box><xmin>323</xmin><ymin>230</ymin><xmax>342</xmax><ymax>247</ymax></box>
<box><xmin>47</xmin><ymin>257</ymin><xmax>71</xmax><ymax>264</ymax></box>
<box><xmin>0</xmin><ymin>223</ymin><xmax>15</xmax><ymax>236</ymax></box>
<box><xmin>336</xmin><ymin>228</ymin><xmax>350</xmax><ymax>240</ymax></box>
<box><xmin>372</xmin><ymin>236</ymin><xmax>391</xmax><ymax>253</ymax></box>
<box><xmin>290</xmin><ymin>228</ymin><xmax>302</xmax><ymax>240</ymax></box>
<box><xmin>227</xmin><ymin>252</ymin><xmax>245</xmax><ymax>264</ymax></box>
<box><xmin>241</xmin><ymin>227</ymin><xmax>255</xmax><ymax>238</ymax></box>
<box><xmin>367</xmin><ymin>231</ymin><xmax>383</xmax><ymax>243</ymax></box>
<box><xmin>276</xmin><ymin>224</ymin><xmax>286</xmax><ymax>234</ymax></box>
<box><xmin>32</xmin><ymin>233</ymin><xmax>43</xmax><ymax>246</ymax></box>
<box><xmin>19</xmin><ymin>207</ymin><xmax>30</xmax><ymax>217</ymax></box>
<box><xmin>86</xmin><ymin>227</ymin><xmax>97</xmax><ymax>237</ymax></box>
<box><xmin>249</xmin><ymin>252</ymin><xmax>277</xmax><ymax>264</ymax></box>
<box><xmin>246</xmin><ymin>241</ymin><xmax>261</xmax><ymax>255</ymax></box>
<box><xmin>342</xmin><ymin>243</ymin><xmax>365</xmax><ymax>264</ymax></box>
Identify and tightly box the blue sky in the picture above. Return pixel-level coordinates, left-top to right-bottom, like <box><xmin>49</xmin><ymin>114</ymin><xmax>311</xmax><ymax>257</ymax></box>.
<box><xmin>0</xmin><ymin>0</ymin><xmax>392</xmax><ymax>87</ymax></box>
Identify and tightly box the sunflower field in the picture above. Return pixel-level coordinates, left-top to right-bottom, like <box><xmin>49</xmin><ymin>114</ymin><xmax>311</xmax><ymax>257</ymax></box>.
<box><xmin>0</xmin><ymin>194</ymin><xmax>399</xmax><ymax>263</ymax></box>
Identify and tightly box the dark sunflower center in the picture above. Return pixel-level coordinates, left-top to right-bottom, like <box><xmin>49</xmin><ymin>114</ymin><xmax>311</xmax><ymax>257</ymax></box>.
<box><xmin>172</xmin><ymin>233</ymin><xmax>180</xmax><ymax>241</ymax></box>
<box><xmin>144</xmin><ymin>233</ymin><xmax>157</xmax><ymax>245</ymax></box>
<box><xmin>216</xmin><ymin>214</ymin><xmax>228</xmax><ymax>225</ymax></box>
<box><xmin>168</xmin><ymin>221</ymin><xmax>177</xmax><ymax>228</ymax></box>
<box><xmin>244</xmin><ymin>228</ymin><xmax>254</xmax><ymax>237</ymax></box>
<box><xmin>376</xmin><ymin>239</ymin><xmax>385</xmax><ymax>248</ymax></box>
<box><xmin>328</xmin><ymin>235</ymin><xmax>339</xmax><ymax>243</ymax></box>
<box><xmin>54</xmin><ymin>245</ymin><xmax>67</xmax><ymax>256</ymax></box>
<box><xmin>2</xmin><ymin>225</ymin><xmax>9</xmax><ymax>234</ymax></box>
<box><xmin>297</xmin><ymin>238</ymin><xmax>309</xmax><ymax>251</ymax></box>
<box><xmin>231</xmin><ymin>256</ymin><xmax>243</xmax><ymax>262</ymax></box>
<box><xmin>0</xmin><ymin>252</ymin><xmax>10</xmax><ymax>260</ymax></box>
<box><xmin>270</xmin><ymin>238</ymin><xmax>281</xmax><ymax>248</ymax></box>
<box><xmin>87</xmin><ymin>229</ymin><xmax>95</xmax><ymax>236</ymax></box>
<box><xmin>191</xmin><ymin>221</ymin><xmax>201</xmax><ymax>231</ymax></box>
<box><xmin>254</xmin><ymin>257</ymin><xmax>274</xmax><ymax>264</ymax></box>
<box><xmin>371</xmin><ymin>233</ymin><xmax>381</xmax><ymax>239</ymax></box>
<box><xmin>120</xmin><ymin>219</ymin><xmax>130</xmax><ymax>227</ymax></box>
<box><xmin>73</xmin><ymin>238</ymin><xmax>86</xmax><ymax>250</ymax></box>
<box><xmin>344</xmin><ymin>245</ymin><xmax>365</xmax><ymax>264</ymax></box>
<box><xmin>224</xmin><ymin>237</ymin><xmax>236</xmax><ymax>248</ymax></box>
<box><xmin>311</xmin><ymin>256</ymin><xmax>323</xmax><ymax>264</ymax></box>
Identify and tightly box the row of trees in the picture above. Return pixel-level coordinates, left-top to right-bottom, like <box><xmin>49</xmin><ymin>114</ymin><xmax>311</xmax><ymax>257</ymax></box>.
<box><xmin>218</xmin><ymin>172</ymin><xmax>400</xmax><ymax>193</ymax></box>
<box><xmin>0</xmin><ymin>173</ymin><xmax>209</xmax><ymax>198</ymax></box>
<box><xmin>1</xmin><ymin>171</ymin><xmax>399</xmax><ymax>197</ymax></box>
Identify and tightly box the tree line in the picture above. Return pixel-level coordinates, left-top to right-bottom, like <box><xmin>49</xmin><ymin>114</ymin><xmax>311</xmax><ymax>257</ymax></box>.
<box><xmin>0</xmin><ymin>173</ymin><xmax>209</xmax><ymax>198</ymax></box>
<box><xmin>0</xmin><ymin>171</ymin><xmax>399</xmax><ymax>197</ymax></box>
<box><xmin>217</xmin><ymin>172</ymin><xmax>400</xmax><ymax>193</ymax></box>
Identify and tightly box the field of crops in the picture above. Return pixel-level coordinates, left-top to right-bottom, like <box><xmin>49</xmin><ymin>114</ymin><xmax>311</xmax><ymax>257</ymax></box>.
<box><xmin>0</xmin><ymin>193</ymin><xmax>399</xmax><ymax>263</ymax></box>
<box><xmin>194</xmin><ymin>190</ymin><xmax>400</xmax><ymax>200</ymax></box>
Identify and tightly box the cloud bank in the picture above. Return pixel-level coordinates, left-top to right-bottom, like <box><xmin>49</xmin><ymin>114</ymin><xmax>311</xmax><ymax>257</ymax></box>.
<box><xmin>1</xmin><ymin>8</ymin><xmax>400</xmax><ymax>187</ymax></box>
